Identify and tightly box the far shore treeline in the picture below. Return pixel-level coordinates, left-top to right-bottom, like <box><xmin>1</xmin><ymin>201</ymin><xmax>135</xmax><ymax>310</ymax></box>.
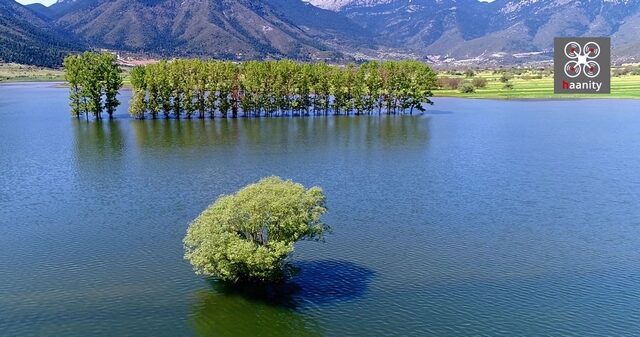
<box><xmin>64</xmin><ymin>52</ymin><xmax>438</xmax><ymax>120</ymax></box>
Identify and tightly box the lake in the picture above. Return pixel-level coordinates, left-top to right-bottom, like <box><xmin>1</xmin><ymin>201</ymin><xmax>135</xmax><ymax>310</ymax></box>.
<box><xmin>1</xmin><ymin>83</ymin><xmax>640</xmax><ymax>337</ymax></box>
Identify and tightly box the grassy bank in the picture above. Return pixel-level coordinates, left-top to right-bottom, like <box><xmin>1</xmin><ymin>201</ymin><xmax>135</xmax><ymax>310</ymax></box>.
<box><xmin>3</xmin><ymin>62</ymin><xmax>639</xmax><ymax>100</ymax></box>
<box><xmin>0</xmin><ymin>63</ymin><xmax>64</xmax><ymax>83</ymax></box>
<box><xmin>433</xmin><ymin>70</ymin><xmax>640</xmax><ymax>99</ymax></box>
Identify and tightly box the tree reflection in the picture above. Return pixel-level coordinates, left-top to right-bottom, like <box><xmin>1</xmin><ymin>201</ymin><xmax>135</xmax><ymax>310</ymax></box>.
<box><xmin>131</xmin><ymin>116</ymin><xmax>430</xmax><ymax>151</ymax></box>
<box><xmin>189</xmin><ymin>260</ymin><xmax>375</xmax><ymax>337</ymax></box>
<box><xmin>131</xmin><ymin>118</ymin><xmax>242</xmax><ymax>150</ymax></box>
<box><xmin>190</xmin><ymin>283</ymin><xmax>323</xmax><ymax>337</ymax></box>
<box><xmin>72</xmin><ymin>119</ymin><xmax>124</xmax><ymax>169</ymax></box>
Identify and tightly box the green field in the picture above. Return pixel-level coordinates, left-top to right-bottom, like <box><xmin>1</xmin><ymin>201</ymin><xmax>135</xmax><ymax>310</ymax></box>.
<box><xmin>0</xmin><ymin>63</ymin><xmax>65</xmax><ymax>83</ymax></box>
<box><xmin>2</xmin><ymin>62</ymin><xmax>639</xmax><ymax>99</ymax></box>
<box><xmin>433</xmin><ymin>70</ymin><xmax>640</xmax><ymax>99</ymax></box>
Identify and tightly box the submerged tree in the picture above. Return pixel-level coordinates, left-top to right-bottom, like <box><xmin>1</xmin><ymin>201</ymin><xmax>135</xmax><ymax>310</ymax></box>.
<box><xmin>184</xmin><ymin>176</ymin><xmax>330</xmax><ymax>283</ymax></box>
<box><xmin>102</xmin><ymin>53</ymin><xmax>123</xmax><ymax>118</ymax></box>
<box><xmin>128</xmin><ymin>59</ymin><xmax>438</xmax><ymax>119</ymax></box>
<box><xmin>63</xmin><ymin>52</ymin><xmax>123</xmax><ymax>120</ymax></box>
<box><xmin>63</xmin><ymin>55</ymin><xmax>83</xmax><ymax>119</ymax></box>
<box><xmin>128</xmin><ymin>66</ymin><xmax>147</xmax><ymax>119</ymax></box>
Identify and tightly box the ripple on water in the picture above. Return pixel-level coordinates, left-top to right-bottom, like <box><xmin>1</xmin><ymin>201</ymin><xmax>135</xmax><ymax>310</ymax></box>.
<box><xmin>2</xmin><ymin>90</ymin><xmax>640</xmax><ymax>336</ymax></box>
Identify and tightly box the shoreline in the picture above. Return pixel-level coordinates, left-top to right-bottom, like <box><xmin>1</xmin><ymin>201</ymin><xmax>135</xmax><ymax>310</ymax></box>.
<box><xmin>432</xmin><ymin>94</ymin><xmax>640</xmax><ymax>101</ymax></box>
<box><xmin>2</xmin><ymin>80</ymin><xmax>638</xmax><ymax>100</ymax></box>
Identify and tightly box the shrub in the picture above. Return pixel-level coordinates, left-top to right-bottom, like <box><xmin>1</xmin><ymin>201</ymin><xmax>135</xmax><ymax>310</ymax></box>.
<box><xmin>458</xmin><ymin>83</ymin><xmax>476</xmax><ymax>93</ymax></box>
<box><xmin>499</xmin><ymin>74</ymin><xmax>513</xmax><ymax>83</ymax></box>
<box><xmin>437</xmin><ymin>76</ymin><xmax>463</xmax><ymax>90</ymax></box>
<box><xmin>503</xmin><ymin>83</ymin><xmax>514</xmax><ymax>90</ymax></box>
<box><xmin>464</xmin><ymin>69</ymin><xmax>476</xmax><ymax>78</ymax></box>
<box><xmin>613</xmin><ymin>67</ymin><xmax>632</xmax><ymax>77</ymax></box>
<box><xmin>471</xmin><ymin>77</ymin><xmax>488</xmax><ymax>88</ymax></box>
<box><xmin>521</xmin><ymin>74</ymin><xmax>543</xmax><ymax>80</ymax></box>
<box><xmin>184</xmin><ymin>177</ymin><xmax>329</xmax><ymax>283</ymax></box>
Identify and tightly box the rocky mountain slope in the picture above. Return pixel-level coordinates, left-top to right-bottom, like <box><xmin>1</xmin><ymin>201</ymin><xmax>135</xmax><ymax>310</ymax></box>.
<box><xmin>303</xmin><ymin>0</ymin><xmax>395</xmax><ymax>11</ymax></box>
<box><xmin>308</xmin><ymin>0</ymin><xmax>640</xmax><ymax>63</ymax></box>
<box><xmin>42</xmin><ymin>0</ymin><xmax>372</xmax><ymax>60</ymax></box>
<box><xmin>3</xmin><ymin>0</ymin><xmax>640</xmax><ymax>66</ymax></box>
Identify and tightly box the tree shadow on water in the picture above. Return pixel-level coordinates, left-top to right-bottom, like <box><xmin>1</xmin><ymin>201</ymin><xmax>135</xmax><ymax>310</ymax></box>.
<box><xmin>290</xmin><ymin>260</ymin><xmax>375</xmax><ymax>307</ymax></box>
<box><xmin>189</xmin><ymin>260</ymin><xmax>374</xmax><ymax>337</ymax></box>
<box><xmin>206</xmin><ymin>260</ymin><xmax>375</xmax><ymax>309</ymax></box>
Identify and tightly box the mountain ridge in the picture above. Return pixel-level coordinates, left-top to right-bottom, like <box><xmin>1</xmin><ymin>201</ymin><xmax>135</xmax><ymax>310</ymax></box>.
<box><xmin>3</xmin><ymin>0</ymin><xmax>640</xmax><ymax>66</ymax></box>
<box><xmin>0</xmin><ymin>0</ymin><xmax>80</xmax><ymax>67</ymax></box>
<box><xmin>328</xmin><ymin>0</ymin><xmax>640</xmax><ymax>62</ymax></box>
<box><xmin>47</xmin><ymin>0</ymin><xmax>375</xmax><ymax>60</ymax></box>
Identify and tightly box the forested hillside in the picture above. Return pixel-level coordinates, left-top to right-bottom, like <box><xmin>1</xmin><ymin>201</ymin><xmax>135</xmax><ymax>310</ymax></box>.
<box><xmin>0</xmin><ymin>0</ymin><xmax>79</xmax><ymax>67</ymax></box>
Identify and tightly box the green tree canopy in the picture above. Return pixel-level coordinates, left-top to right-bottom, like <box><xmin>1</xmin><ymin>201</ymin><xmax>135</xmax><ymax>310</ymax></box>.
<box><xmin>184</xmin><ymin>177</ymin><xmax>329</xmax><ymax>283</ymax></box>
<box><xmin>63</xmin><ymin>52</ymin><xmax>123</xmax><ymax>120</ymax></box>
<box><xmin>128</xmin><ymin>59</ymin><xmax>437</xmax><ymax>119</ymax></box>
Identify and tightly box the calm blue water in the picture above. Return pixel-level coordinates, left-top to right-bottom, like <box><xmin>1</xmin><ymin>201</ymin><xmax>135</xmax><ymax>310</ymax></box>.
<box><xmin>1</xmin><ymin>83</ymin><xmax>640</xmax><ymax>336</ymax></box>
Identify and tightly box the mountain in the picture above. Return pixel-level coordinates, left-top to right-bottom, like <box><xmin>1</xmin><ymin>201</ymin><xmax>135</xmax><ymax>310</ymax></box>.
<box><xmin>340</xmin><ymin>0</ymin><xmax>492</xmax><ymax>49</ymax></box>
<box><xmin>495</xmin><ymin>0</ymin><xmax>640</xmax><ymax>62</ymax></box>
<box><xmin>265</xmin><ymin>0</ymin><xmax>373</xmax><ymax>47</ymax></box>
<box><xmin>25</xmin><ymin>3</ymin><xmax>53</xmax><ymax>19</ymax></box>
<box><xmin>307</xmin><ymin>0</ymin><xmax>640</xmax><ymax>63</ymax></box>
<box><xmin>303</xmin><ymin>0</ymin><xmax>395</xmax><ymax>11</ymax></box>
<box><xmin>0</xmin><ymin>0</ymin><xmax>80</xmax><ymax>67</ymax></box>
<box><xmin>47</xmin><ymin>0</ymin><xmax>370</xmax><ymax>60</ymax></box>
<box><xmin>4</xmin><ymin>0</ymin><xmax>640</xmax><ymax>66</ymax></box>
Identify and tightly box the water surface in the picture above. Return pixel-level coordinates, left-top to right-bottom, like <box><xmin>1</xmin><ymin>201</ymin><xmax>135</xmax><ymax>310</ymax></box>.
<box><xmin>1</xmin><ymin>83</ymin><xmax>640</xmax><ymax>336</ymax></box>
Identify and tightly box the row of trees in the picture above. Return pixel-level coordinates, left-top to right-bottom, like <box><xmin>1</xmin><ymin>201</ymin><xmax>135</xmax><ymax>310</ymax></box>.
<box><xmin>64</xmin><ymin>52</ymin><xmax>123</xmax><ymax>120</ymax></box>
<box><xmin>129</xmin><ymin>59</ymin><xmax>437</xmax><ymax>119</ymax></box>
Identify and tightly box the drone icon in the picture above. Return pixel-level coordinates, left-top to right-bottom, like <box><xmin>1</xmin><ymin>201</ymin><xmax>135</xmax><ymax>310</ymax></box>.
<box><xmin>564</xmin><ymin>41</ymin><xmax>601</xmax><ymax>78</ymax></box>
